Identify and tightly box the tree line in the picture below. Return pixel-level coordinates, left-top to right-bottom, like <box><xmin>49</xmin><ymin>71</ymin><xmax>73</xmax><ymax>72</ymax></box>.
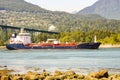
<box><xmin>33</xmin><ymin>30</ymin><xmax>120</xmax><ymax>45</ymax></box>
<box><xmin>0</xmin><ymin>29</ymin><xmax>120</xmax><ymax>46</ymax></box>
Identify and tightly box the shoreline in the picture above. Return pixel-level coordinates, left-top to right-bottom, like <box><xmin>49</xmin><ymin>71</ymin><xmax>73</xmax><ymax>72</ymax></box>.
<box><xmin>1</xmin><ymin>65</ymin><xmax>120</xmax><ymax>75</ymax></box>
<box><xmin>0</xmin><ymin>46</ymin><xmax>6</xmax><ymax>49</ymax></box>
<box><xmin>100</xmin><ymin>44</ymin><xmax>120</xmax><ymax>48</ymax></box>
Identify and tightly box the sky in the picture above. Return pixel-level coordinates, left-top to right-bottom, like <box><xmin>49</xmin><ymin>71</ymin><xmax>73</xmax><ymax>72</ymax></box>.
<box><xmin>25</xmin><ymin>0</ymin><xmax>98</xmax><ymax>13</ymax></box>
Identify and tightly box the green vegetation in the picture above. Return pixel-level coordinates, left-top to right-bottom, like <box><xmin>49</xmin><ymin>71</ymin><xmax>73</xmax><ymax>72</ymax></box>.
<box><xmin>1</xmin><ymin>29</ymin><xmax>120</xmax><ymax>46</ymax></box>
<box><xmin>32</xmin><ymin>30</ymin><xmax>120</xmax><ymax>45</ymax></box>
<box><xmin>0</xmin><ymin>0</ymin><xmax>120</xmax><ymax>46</ymax></box>
<box><xmin>100</xmin><ymin>33</ymin><xmax>120</xmax><ymax>44</ymax></box>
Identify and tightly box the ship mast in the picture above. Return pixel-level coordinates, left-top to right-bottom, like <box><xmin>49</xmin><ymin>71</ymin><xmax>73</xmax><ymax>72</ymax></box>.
<box><xmin>94</xmin><ymin>35</ymin><xmax>97</xmax><ymax>43</ymax></box>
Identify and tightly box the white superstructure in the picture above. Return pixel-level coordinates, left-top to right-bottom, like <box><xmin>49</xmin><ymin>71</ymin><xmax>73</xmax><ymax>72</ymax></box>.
<box><xmin>10</xmin><ymin>29</ymin><xmax>31</xmax><ymax>44</ymax></box>
<box><xmin>16</xmin><ymin>33</ymin><xmax>31</xmax><ymax>44</ymax></box>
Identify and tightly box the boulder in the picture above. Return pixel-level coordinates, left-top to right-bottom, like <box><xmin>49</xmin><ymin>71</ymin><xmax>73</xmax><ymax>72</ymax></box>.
<box><xmin>54</xmin><ymin>70</ymin><xmax>63</xmax><ymax>76</ymax></box>
<box><xmin>89</xmin><ymin>69</ymin><xmax>109</xmax><ymax>78</ymax></box>
<box><xmin>64</xmin><ymin>70</ymin><xmax>76</xmax><ymax>76</ymax></box>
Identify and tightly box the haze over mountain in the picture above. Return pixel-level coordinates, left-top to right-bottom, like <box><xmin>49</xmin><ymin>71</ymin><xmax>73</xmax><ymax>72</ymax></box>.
<box><xmin>78</xmin><ymin>0</ymin><xmax>120</xmax><ymax>20</ymax></box>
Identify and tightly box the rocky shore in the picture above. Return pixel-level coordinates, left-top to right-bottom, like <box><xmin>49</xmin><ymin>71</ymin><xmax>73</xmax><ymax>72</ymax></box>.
<box><xmin>0</xmin><ymin>68</ymin><xmax>120</xmax><ymax>80</ymax></box>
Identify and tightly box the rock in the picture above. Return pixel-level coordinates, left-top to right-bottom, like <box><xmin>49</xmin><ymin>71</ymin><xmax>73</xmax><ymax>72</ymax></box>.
<box><xmin>76</xmin><ymin>74</ymin><xmax>85</xmax><ymax>79</ymax></box>
<box><xmin>38</xmin><ymin>75</ymin><xmax>45</xmax><ymax>80</ymax></box>
<box><xmin>13</xmin><ymin>76</ymin><xmax>23</xmax><ymax>80</ymax></box>
<box><xmin>0</xmin><ymin>65</ymin><xmax>7</xmax><ymax>68</ymax></box>
<box><xmin>41</xmin><ymin>72</ymin><xmax>50</xmax><ymax>77</ymax></box>
<box><xmin>54</xmin><ymin>70</ymin><xmax>63</xmax><ymax>76</ymax></box>
<box><xmin>57</xmin><ymin>75</ymin><xmax>66</xmax><ymax>79</ymax></box>
<box><xmin>34</xmin><ymin>67</ymin><xmax>40</xmax><ymax>71</ymax></box>
<box><xmin>109</xmin><ymin>74</ymin><xmax>120</xmax><ymax>80</ymax></box>
<box><xmin>85</xmin><ymin>75</ymin><xmax>94</xmax><ymax>80</ymax></box>
<box><xmin>0</xmin><ymin>69</ymin><xmax>14</xmax><ymax>75</ymax></box>
<box><xmin>45</xmin><ymin>76</ymin><xmax>56</xmax><ymax>80</ymax></box>
<box><xmin>64</xmin><ymin>70</ymin><xmax>76</xmax><ymax>76</ymax></box>
<box><xmin>3</xmin><ymin>65</ymin><xmax>7</xmax><ymax>67</ymax></box>
<box><xmin>43</xmin><ymin>69</ymin><xmax>46</xmax><ymax>72</ymax></box>
<box><xmin>23</xmin><ymin>71</ymin><xmax>39</xmax><ymax>80</ymax></box>
<box><xmin>89</xmin><ymin>69</ymin><xmax>109</xmax><ymax>79</ymax></box>
<box><xmin>29</xmin><ymin>75</ymin><xmax>39</xmax><ymax>80</ymax></box>
<box><xmin>1</xmin><ymin>69</ymin><xmax>120</xmax><ymax>80</ymax></box>
<box><xmin>1</xmin><ymin>75</ymin><xmax>9</xmax><ymax>80</ymax></box>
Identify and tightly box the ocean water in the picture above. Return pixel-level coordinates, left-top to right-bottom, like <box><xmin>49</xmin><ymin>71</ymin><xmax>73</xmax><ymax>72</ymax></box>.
<box><xmin>0</xmin><ymin>48</ymin><xmax>120</xmax><ymax>74</ymax></box>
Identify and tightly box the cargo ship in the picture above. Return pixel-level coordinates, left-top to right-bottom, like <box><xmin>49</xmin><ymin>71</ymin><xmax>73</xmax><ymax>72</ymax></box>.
<box><xmin>6</xmin><ymin>29</ymin><xmax>101</xmax><ymax>50</ymax></box>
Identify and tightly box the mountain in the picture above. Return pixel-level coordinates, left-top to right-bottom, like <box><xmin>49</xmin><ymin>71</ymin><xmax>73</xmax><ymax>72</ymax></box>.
<box><xmin>78</xmin><ymin>0</ymin><xmax>120</xmax><ymax>20</ymax></box>
<box><xmin>1</xmin><ymin>0</ymin><xmax>120</xmax><ymax>33</ymax></box>
<box><xmin>0</xmin><ymin>0</ymin><xmax>49</xmax><ymax>12</ymax></box>
<box><xmin>75</xmin><ymin>14</ymin><xmax>105</xmax><ymax>20</ymax></box>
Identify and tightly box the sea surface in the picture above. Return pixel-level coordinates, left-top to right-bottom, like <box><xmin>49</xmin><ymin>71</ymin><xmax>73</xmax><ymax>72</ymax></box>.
<box><xmin>0</xmin><ymin>48</ymin><xmax>120</xmax><ymax>74</ymax></box>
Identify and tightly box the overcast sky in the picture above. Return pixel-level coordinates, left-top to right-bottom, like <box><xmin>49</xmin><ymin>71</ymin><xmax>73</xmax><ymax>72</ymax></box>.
<box><xmin>25</xmin><ymin>0</ymin><xmax>98</xmax><ymax>13</ymax></box>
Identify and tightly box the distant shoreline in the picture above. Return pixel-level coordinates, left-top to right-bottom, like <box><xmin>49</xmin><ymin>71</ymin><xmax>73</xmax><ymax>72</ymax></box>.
<box><xmin>100</xmin><ymin>44</ymin><xmax>120</xmax><ymax>48</ymax></box>
<box><xmin>0</xmin><ymin>46</ymin><xmax>6</xmax><ymax>49</ymax></box>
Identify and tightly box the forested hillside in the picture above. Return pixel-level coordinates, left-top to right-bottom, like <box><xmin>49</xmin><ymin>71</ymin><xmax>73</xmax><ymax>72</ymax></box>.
<box><xmin>0</xmin><ymin>0</ymin><xmax>120</xmax><ymax>45</ymax></box>
<box><xmin>0</xmin><ymin>10</ymin><xmax>107</xmax><ymax>31</ymax></box>
<box><xmin>0</xmin><ymin>0</ymin><xmax>108</xmax><ymax>32</ymax></box>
